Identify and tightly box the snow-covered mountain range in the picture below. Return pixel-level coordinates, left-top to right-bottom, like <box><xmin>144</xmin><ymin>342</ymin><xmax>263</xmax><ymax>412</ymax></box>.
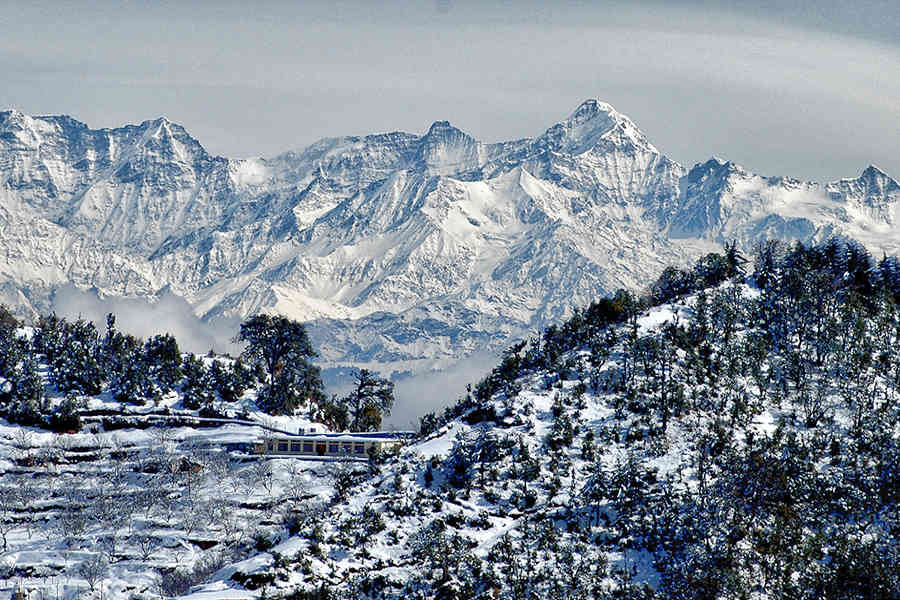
<box><xmin>1</xmin><ymin>100</ymin><xmax>897</xmax><ymax>376</ymax></box>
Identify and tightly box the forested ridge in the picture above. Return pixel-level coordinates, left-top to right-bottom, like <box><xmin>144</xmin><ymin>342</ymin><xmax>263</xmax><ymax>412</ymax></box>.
<box><xmin>299</xmin><ymin>237</ymin><xmax>900</xmax><ymax>599</ymax></box>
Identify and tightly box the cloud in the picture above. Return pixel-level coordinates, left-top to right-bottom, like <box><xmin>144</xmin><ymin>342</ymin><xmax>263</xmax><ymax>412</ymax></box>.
<box><xmin>51</xmin><ymin>286</ymin><xmax>244</xmax><ymax>356</ymax></box>
<box><xmin>2</xmin><ymin>1</ymin><xmax>897</xmax><ymax>182</ymax></box>
<box><xmin>383</xmin><ymin>351</ymin><xmax>498</xmax><ymax>430</ymax></box>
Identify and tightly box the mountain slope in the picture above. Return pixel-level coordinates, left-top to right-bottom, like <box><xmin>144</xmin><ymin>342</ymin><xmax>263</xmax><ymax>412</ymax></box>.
<box><xmin>0</xmin><ymin>102</ymin><xmax>897</xmax><ymax>379</ymax></box>
<box><xmin>184</xmin><ymin>239</ymin><xmax>900</xmax><ymax>599</ymax></box>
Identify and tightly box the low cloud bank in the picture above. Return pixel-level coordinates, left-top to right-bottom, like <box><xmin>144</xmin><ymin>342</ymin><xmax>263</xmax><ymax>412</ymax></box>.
<box><xmin>51</xmin><ymin>286</ymin><xmax>244</xmax><ymax>356</ymax></box>
<box><xmin>383</xmin><ymin>351</ymin><xmax>498</xmax><ymax>430</ymax></box>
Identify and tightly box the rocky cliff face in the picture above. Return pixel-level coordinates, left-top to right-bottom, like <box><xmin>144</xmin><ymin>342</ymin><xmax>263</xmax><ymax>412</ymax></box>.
<box><xmin>0</xmin><ymin>101</ymin><xmax>897</xmax><ymax>377</ymax></box>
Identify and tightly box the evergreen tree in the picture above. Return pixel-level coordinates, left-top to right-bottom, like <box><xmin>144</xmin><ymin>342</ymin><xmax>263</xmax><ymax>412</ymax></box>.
<box><xmin>181</xmin><ymin>354</ymin><xmax>215</xmax><ymax>410</ymax></box>
<box><xmin>317</xmin><ymin>394</ymin><xmax>350</xmax><ymax>431</ymax></box>
<box><xmin>210</xmin><ymin>359</ymin><xmax>253</xmax><ymax>403</ymax></box>
<box><xmin>109</xmin><ymin>347</ymin><xmax>158</xmax><ymax>405</ymax></box>
<box><xmin>48</xmin><ymin>318</ymin><xmax>104</xmax><ymax>395</ymax></box>
<box><xmin>236</xmin><ymin>314</ymin><xmax>324</xmax><ymax>415</ymax></box>
<box><xmin>0</xmin><ymin>315</ymin><xmax>24</xmax><ymax>381</ymax></box>
<box><xmin>49</xmin><ymin>394</ymin><xmax>83</xmax><ymax>433</ymax></box>
<box><xmin>340</xmin><ymin>368</ymin><xmax>395</xmax><ymax>432</ymax></box>
<box><xmin>649</xmin><ymin>266</ymin><xmax>696</xmax><ymax>304</ymax></box>
<box><xmin>6</xmin><ymin>357</ymin><xmax>44</xmax><ymax>426</ymax></box>
<box><xmin>0</xmin><ymin>304</ymin><xmax>17</xmax><ymax>333</ymax></box>
<box><xmin>100</xmin><ymin>313</ymin><xmax>139</xmax><ymax>379</ymax></box>
<box><xmin>144</xmin><ymin>333</ymin><xmax>182</xmax><ymax>393</ymax></box>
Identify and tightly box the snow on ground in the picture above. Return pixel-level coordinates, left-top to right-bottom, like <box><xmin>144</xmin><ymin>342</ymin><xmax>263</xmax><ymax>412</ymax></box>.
<box><xmin>636</xmin><ymin>302</ymin><xmax>688</xmax><ymax>334</ymax></box>
<box><xmin>410</xmin><ymin>421</ymin><xmax>470</xmax><ymax>459</ymax></box>
<box><xmin>0</xmin><ymin>394</ymin><xmax>342</xmax><ymax>600</ymax></box>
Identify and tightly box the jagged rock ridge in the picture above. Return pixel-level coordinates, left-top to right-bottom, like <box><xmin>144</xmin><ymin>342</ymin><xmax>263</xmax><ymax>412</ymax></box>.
<box><xmin>0</xmin><ymin>102</ymin><xmax>897</xmax><ymax>376</ymax></box>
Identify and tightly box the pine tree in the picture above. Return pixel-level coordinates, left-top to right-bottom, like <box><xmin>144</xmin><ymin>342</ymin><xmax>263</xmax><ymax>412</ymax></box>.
<box><xmin>181</xmin><ymin>354</ymin><xmax>215</xmax><ymax>410</ymax></box>
<box><xmin>340</xmin><ymin>368</ymin><xmax>395</xmax><ymax>432</ymax></box>
<box><xmin>236</xmin><ymin>314</ymin><xmax>324</xmax><ymax>415</ymax></box>
<box><xmin>49</xmin><ymin>318</ymin><xmax>104</xmax><ymax>395</ymax></box>
<box><xmin>6</xmin><ymin>357</ymin><xmax>44</xmax><ymax>426</ymax></box>
<box><xmin>109</xmin><ymin>348</ymin><xmax>158</xmax><ymax>405</ymax></box>
<box><xmin>49</xmin><ymin>394</ymin><xmax>83</xmax><ymax>433</ymax></box>
<box><xmin>100</xmin><ymin>313</ymin><xmax>139</xmax><ymax>379</ymax></box>
<box><xmin>210</xmin><ymin>359</ymin><xmax>252</xmax><ymax>403</ymax></box>
<box><xmin>144</xmin><ymin>334</ymin><xmax>182</xmax><ymax>393</ymax></box>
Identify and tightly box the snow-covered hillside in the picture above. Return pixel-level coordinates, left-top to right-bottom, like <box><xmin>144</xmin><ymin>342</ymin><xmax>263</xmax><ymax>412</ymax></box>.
<box><xmin>179</xmin><ymin>240</ymin><xmax>900</xmax><ymax>598</ymax></box>
<box><xmin>4</xmin><ymin>239</ymin><xmax>900</xmax><ymax>598</ymax></box>
<box><xmin>0</xmin><ymin>340</ymin><xmax>334</xmax><ymax>600</ymax></box>
<box><xmin>1</xmin><ymin>102</ymin><xmax>898</xmax><ymax>379</ymax></box>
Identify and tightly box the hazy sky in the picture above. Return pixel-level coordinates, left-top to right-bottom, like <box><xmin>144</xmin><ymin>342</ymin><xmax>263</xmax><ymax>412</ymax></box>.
<box><xmin>2</xmin><ymin>0</ymin><xmax>898</xmax><ymax>182</ymax></box>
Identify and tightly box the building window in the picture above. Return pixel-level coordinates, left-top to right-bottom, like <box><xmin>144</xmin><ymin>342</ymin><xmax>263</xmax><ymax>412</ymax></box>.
<box><xmin>354</xmin><ymin>443</ymin><xmax>365</xmax><ymax>454</ymax></box>
<box><xmin>291</xmin><ymin>442</ymin><xmax>301</xmax><ymax>452</ymax></box>
<box><xmin>328</xmin><ymin>443</ymin><xmax>339</xmax><ymax>454</ymax></box>
<box><xmin>303</xmin><ymin>442</ymin><xmax>314</xmax><ymax>453</ymax></box>
<box><xmin>277</xmin><ymin>442</ymin><xmax>288</xmax><ymax>452</ymax></box>
<box><xmin>341</xmin><ymin>442</ymin><xmax>352</xmax><ymax>453</ymax></box>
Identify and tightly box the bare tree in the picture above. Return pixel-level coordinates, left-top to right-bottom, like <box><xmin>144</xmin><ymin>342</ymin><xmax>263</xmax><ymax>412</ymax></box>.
<box><xmin>238</xmin><ymin>467</ymin><xmax>258</xmax><ymax>495</ymax></box>
<box><xmin>77</xmin><ymin>554</ymin><xmax>108</xmax><ymax>591</ymax></box>
<box><xmin>135</xmin><ymin>534</ymin><xmax>157</xmax><ymax>561</ymax></box>
<box><xmin>177</xmin><ymin>455</ymin><xmax>202</xmax><ymax>508</ymax></box>
<box><xmin>181</xmin><ymin>506</ymin><xmax>203</xmax><ymax>536</ymax></box>
<box><xmin>104</xmin><ymin>450</ymin><xmax>130</xmax><ymax>491</ymax></box>
<box><xmin>283</xmin><ymin>468</ymin><xmax>308</xmax><ymax>503</ymax></box>
<box><xmin>56</xmin><ymin>433</ymin><xmax>76</xmax><ymax>453</ymax></box>
<box><xmin>40</xmin><ymin>435</ymin><xmax>61</xmax><ymax>462</ymax></box>
<box><xmin>14</xmin><ymin>481</ymin><xmax>39</xmax><ymax>540</ymax></box>
<box><xmin>155</xmin><ymin>492</ymin><xmax>178</xmax><ymax>526</ymax></box>
<box><xmin>134</xmin><ymin>488</ymin><xmax>161</xmax><ymax>521</ymax></box>
<box><xmin>60</xmin><ymin>503</ymin><xmax>88</xmax><ymax>543</ymax></box>
<box><xmin>99</xmin><ymin>534</ymin><xmax>119</xmax><ymax>564</ymax></box>
<box><xmin>206</xmin><ymin>451</ymin><xmax>231</xmax><ymax>493</ymax></box>
<box><xmin>219</xmin><ymin>512</ymin><xmax>244</xmax><ymax>545</ymax></box>
<box><xmin>226</xmin><ymin>463</ymin><xmax>245</xmax><ymax>494</ymax></box>
<box><xmin>108</xmin><ymin>493</ymin><xmax>137</xmax><ymax>536</ymax></box>
<box><xmin>92</xmin><ymin>432</ymin><xmax>110</xmax><ymax>456</ymax></box>
<box><xmin>200</xmin><ymin>499</ymin><xmax>227</xmax><ymax>528</ymax></box>
<box><xmin>251</xmin><ymin>460</ymin><xmax>275</xmax><ymax>494</ymax></box>
<box><xmin>149</xmin><ymin>424</ymin><xmax>176</xmax><ymax>449</ymax></box>
<box><xmin>0</xmin><ymin>487</ymin><xmax>17</xmax><ymax>552</ymax></box>
<box><xmin>13</xmin><ymin>427</ymin><xmax>33</xmax><ymax>451</ymax></box>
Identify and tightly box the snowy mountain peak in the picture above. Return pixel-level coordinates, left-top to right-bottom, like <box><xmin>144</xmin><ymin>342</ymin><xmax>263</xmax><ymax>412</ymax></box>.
<box><xmin>418</xmin><ymin>120</ymin><xmax>482</xmax><ymax>175</ymax></box>
<box><xmin>137</xmin><ymin>116</ymin><xmax>203</xmax><ymax>149</ymax></box>
<box><xmin>566</xmin><ymin>98</ymin><xmax>619</xmax><ymax>124</ymax></box>
<box><xmin>0</xmin><ymin>105</ymin><xmax>898</xmax><ymax>384</ymax></box>
<box><xmin>691</xmin><ymin>157</ymin><xmax>729</xmax><ymax>174</ymax></box>
<box><xmin>540</xmin><ymin>99</ymin><xmax>619</xmax><ymax>147</ymax></box>
<box><xmin>0</xmin><ymin>108</ymin><xmax>24</xmax><ymax>124</ymax></box>
<box><xmin>862</xmin><ymin>164</ymin><xmax>888</xmax><ymax>177</ymax></box>
<box><xmin>0</xmin><ymin>109</ymin><xmax>52</xmax><ymax>142</ymax></box>
<box><xmin>859</xmin><ymin>164</ymin><xmax>897</xmax><ymax>188</ymax></box>
<box><xmin>425</xmin><ymin>120</ymin><xmax>456</xmax><ymax>135</ymax></box>
<box><xmin>824</xmin><ymin>164</ymin><xmax>900</xmax><ymax>224</ymax></box>
<box><xmin>533</xmin><ymin>98</ymin><xmax>654</xmax><ymax>157</ymax></box>
<box><xmin>705</xmin><ymin>156</ymin><xmax>730</xmax><ymax>168</ymax></box>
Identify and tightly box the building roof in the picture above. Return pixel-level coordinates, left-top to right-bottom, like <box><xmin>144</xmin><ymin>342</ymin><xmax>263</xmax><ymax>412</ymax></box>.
<box><xmin>259</xmin><ymin>431</ymin><xmax>415</xmax><ymax>444</ymax></box>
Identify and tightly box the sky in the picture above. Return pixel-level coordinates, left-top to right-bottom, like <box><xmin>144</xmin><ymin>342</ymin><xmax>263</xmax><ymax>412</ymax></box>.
<box><xmin>1</xmin><ymin>0</ymin><xmax>897</xmax><ymax>182</ymax></box>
